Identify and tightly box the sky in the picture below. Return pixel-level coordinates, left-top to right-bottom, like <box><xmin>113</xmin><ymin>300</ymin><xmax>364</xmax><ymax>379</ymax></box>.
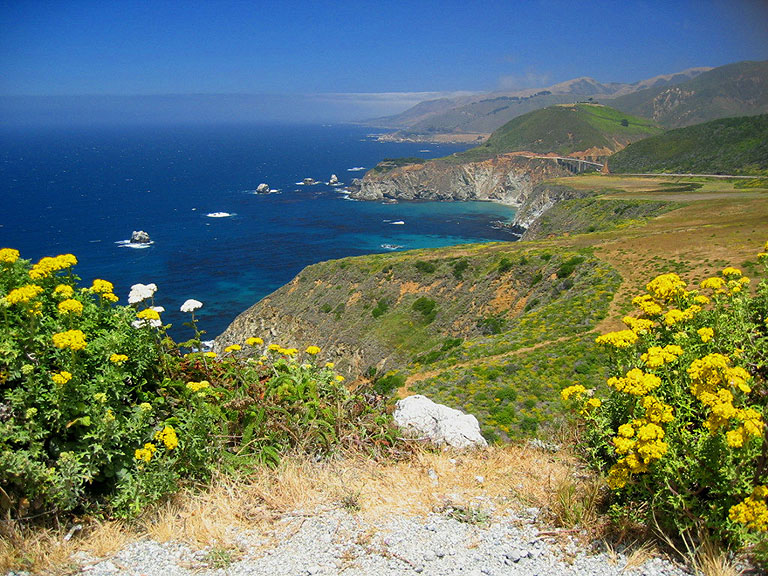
<box><xmin>1</xmin><ymin>0</ymin><xmax>767</xmax><ymax>123</ymax></box>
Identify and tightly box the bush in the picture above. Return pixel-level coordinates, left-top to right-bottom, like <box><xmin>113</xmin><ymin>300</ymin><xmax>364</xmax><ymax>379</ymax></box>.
<box><xmin>564</xmin><ymin>243</ymin><xmax>768</xmax><ymax>555</ymax></box>
<box><xmin>0</xmin><ymin>249</ymin><xmax>401</xmax><ymax>519</ymax></box>
<box><xmin>452</xmin><ymin>259</ymin><xmax>469</xmax><ymax>280</ymax></box>
<box><xmin>412</xmin><ymin>297</ymin><xmax>437</xmax><ymax>323</ymax></box>
<box><xmin>371</xmin><ymin>298</ymin><xmax>389</xmax><ymax>318</ymax></box>
<box><xmin>414</xmin><ymin>260</ymin><xmax>437</xmax><ymax>274</ymax></box>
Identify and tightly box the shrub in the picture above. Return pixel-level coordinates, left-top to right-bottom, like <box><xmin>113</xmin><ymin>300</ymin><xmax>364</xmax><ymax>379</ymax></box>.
<box><xmin>477</xmin><ymin>315</ymin><xmax>506</xmax><ymax>335</ymax></box>
<box><xmin>374</xmin><ymin>371</ymin><xmax>406</xmax><ymax>396</ymax></box>
<box><xmin>414</xmin><ymin>260</ymin><xmax>436</xmax><ymax>274</ymax></box>
<box><xmin>452</xmin><ymin>259</ymin><xmax>469</xmax><ymax>279</ymax></box>
<box><xmin>371</xmin><ymin>298</ymin><xmax>389</xmax><ymax>318</ymax></box>
<box><xmin>0</xmin><ymin>249</ymin><xmax>401</xmax><ymax>519</ymax></box>
<box><xmin>564</xmin><ymin>244</ymin><xmax>768</xmax><ymax>556</ymax></box>
<box><xmin>412</xmin><ymin>297</ymin><xmax>437</xmax><ymax>323</ymax></box>
<box><xmin>557</xmin><ymin>255</ymin><xmax>586</xmax><ymax>278</ymax></box>
<box><xmin>497</xmin><ymin>257</ymin><xmax>513</xmax><ymax>274</ymax></box>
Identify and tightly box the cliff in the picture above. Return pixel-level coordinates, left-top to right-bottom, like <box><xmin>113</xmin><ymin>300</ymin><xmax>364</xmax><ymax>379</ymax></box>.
<box><xmin>349</xmin><ymin>153</ymin><xmax>577</xmax><ymax>206</ymax></box>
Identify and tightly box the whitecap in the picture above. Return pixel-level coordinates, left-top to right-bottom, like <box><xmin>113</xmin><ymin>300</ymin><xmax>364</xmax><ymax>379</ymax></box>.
<box><xmin>346</xmin><ymin>166</ymin><xmax>366</xmax><ymax>171</ymax></box>
<box><xmin>391</xmin><ymin>220</ymin><xmax>405</xmax><ymax>225</ymax></box>
<box><xmin>381</xmin><ymin>244</ymin><xmax>403</xmax><ymax>251</ymax></box>
<box><xmin>207</xmin><ymin>212</ymin><xmax>233</xmax><ymax>218</ymax></box>
<box><xmin>115</xmin><ymin>239</ymin><xmax>153</xmax><ymax>249</ymax></box>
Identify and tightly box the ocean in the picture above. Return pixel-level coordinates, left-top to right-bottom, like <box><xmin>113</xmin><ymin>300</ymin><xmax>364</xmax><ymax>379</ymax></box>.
<box><xmin>0</xmin><ymin>123</ymin><xmax>518</xmax><ymax>340</ymax></box>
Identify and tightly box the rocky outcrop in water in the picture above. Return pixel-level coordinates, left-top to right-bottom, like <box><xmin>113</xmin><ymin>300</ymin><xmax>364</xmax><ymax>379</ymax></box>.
<box><xmin>349</xmin><ymin>154</ymin><xmax>576</xmax><ymax>206</ymax></box>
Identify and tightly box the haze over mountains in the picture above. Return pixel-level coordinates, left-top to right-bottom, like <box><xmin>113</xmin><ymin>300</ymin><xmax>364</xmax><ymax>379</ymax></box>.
<box><xmin>370</xmin><ymin>61</ymin><xmax>768</xmax><ymax>139</ymax></box>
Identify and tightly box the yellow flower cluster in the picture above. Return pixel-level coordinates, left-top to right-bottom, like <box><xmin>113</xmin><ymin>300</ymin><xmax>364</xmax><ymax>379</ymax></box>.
<box><xmin>608</xmin><ymin>416</ymin><xmax>670</xmax><ymax>489</ymax></box>
<box><xmin>246</xmin><ymin>337</ymin><xmax>263</xmax><ymax>346</ymax></box>
<box><xmin>0</xmin><ymin>248</ymin><xmax>20</xmax><ymax>263</ymax></box>
<box><xmin>137</xmin><ymin>308</ymin><xmax>160</xmax><ymax>320</ymax></box>
<box><xmin>57</xmin><ymin>298</ymin><xmax>83</xmax><ymax>315</ymax></box>
<box><xmin>53</xmin><ymin>284</ymin><xmax>74</xmax><ymax>298</ymax></box>
<box><xmin>642</xmin><ymin>395</ymin><xmax>674</xmax><ymax>424</ymax></box>
<box><xmin>632</xmin><ymin>294</ymin><xmax>663</xmax><ymax>316</ymax></box>
<box><xmin>6</xmin><ymin>284</ymin><xmax>44</xmax><ymax>304</ymax></box>
<box><xmin>595</xmin><ymin>330</ymin><xmax>639</xmax><ymax>348</ymax></box>
<box><xmin>645</xmin><ymin>273</ymin><xmax>688</xmax><ymax>302</ymax></box>
<box><xmin>268</xmin><ymin>345</ymin><xmax>298</xmax><ymax>356</ymax></box>
<box><xmin>697</xmin><ymin>327</ymin><xmax>714</xmax><ymax>343</ymax></box>
<box><xmin>729</xmin><ymin>486</ymin><xmax>768</xmax><ymax>532</ymax></box>
<box><xmin>622</xmin><ymin>316</ymin><xmax>656</xmax><ymax>334</ymax></box>
<box><xmin>224</xmin><ymin>344</ymin><xmax>242</xmax><ymax>353</ymax></box>
<box><xmin>134</xmin><ymin>442</ymin><xmax>157</xmax><ymax>463</ymax></box>
<box><xmin>154</xmin><ymin>425</ymin><xmax>178</xmax><ymax>450</ymax></box>
<box><xmin>186</xmin><ymin>380</ymin><xmax>210</xmax><ymax>393</ymax></box>
<box><xmin>560</xmin><ymin>384</ymin><xmax>586</xmax><ymax>401</ymax></box>
<box><xmin>29</xmin><ymin>254</ymin><xmax>77</xmax><ymax>279</ymax></box>
<box><xmin>701</xmin><ymin>271</ymin><xmax>750</xmax><ymax>297</ymax></box>
<box><xmin>641</xmin><ymin>345</ymin><xmax>683</xmax><ymax>368</ymax></box>
<box><xmin>51</xmin><ymin>371</ymin><xmax>72</xmax><ymax>384</ymax></box>
<box><xmin>305</xmin><ymin>345</ymin><xmax>321</xmax><ymax>355</ymax></box>
<box><xmin>90</xmin><ymin>279</ymin><xmax>119</xmax><ymax>302</ymax></box>
<box><xmin>607</xmin><ymin>368</ymin><xmax>662</xmax><ymax>396</ymax></box>
<box><xmin>109</xmin><ymin>354</ymin><xmax>128</xmax><ymax>364</ymax></box>
<box><xmin>663</xmin><ymin>305</ymin><xmax>701</xmax><ymax>326</ymax></box>
<box><xmin>52</xmin><ymin>329</ymin><xmax>87</xmax><ymax>350</ymax></box>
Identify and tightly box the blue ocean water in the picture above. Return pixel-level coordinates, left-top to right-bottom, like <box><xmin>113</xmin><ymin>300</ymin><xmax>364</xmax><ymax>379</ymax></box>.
<box><xmin>0</xmin><ymin>123</ymin><xmax>518</xmax><ymax>340</ymax></box>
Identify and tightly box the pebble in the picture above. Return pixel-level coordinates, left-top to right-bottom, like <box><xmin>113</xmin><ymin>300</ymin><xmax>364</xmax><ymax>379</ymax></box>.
<box><xmin>32</xmin><ymin>508</ymin><xmax>700</xmax><ymax>576</ymax></box>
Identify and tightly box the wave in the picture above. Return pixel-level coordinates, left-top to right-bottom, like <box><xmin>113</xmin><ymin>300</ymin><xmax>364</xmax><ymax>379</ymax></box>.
<box><xmin>207</xmin><ymin>212</ymin><xmax>233</xmax><ymax>218</ymax></box>
<box><xmin>346</xmin><ymin>166</ymin><xmax>366</xmax><ymax>171</ymax></box>
<box><xmin>115</xmin><ymin>240</ymin><xmax>153</xmax><ymax>249</ymax></box>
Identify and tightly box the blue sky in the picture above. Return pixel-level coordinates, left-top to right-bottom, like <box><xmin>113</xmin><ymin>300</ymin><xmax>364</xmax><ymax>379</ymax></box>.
<box><xmin>1</xmin><ymin>0</ymin><xmax>767</xmax><ymax>121</ymax></box>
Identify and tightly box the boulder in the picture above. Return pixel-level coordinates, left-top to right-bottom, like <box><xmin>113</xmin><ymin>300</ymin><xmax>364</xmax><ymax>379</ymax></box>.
<box><xmin>393</xmin><ymin>395</ymin><xmax>487</xmax><ymax>449</ymax></box>
<box><xmin>329</xmin><ymin>174</ymin><xmax>339</xmax><ymax>185</ymax></box>
<box><xmin>256</xmin><ymin>183</ymin><xmax>269</xmax><ymax>193</ymax></box>
<box><xmin>130</xmin><ymin>230</ymin><xmax>151</xmax><ymax>244</ymax></box>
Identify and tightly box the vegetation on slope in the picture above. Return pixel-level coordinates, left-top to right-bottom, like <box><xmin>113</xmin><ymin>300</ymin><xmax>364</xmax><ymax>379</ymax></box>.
<box><xmin>609</xmin><ymin>60</ymin><xmax>768</xmax><ymax>128</ymax></box>
<box><xmin>607</xmin><ymin>114</ymin><xmax>768</xmax><ymax>175</ymax></box>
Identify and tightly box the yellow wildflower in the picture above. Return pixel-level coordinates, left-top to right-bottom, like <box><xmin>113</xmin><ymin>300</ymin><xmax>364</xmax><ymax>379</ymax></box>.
<box><xmin>53</xmin><ymin>284</ymin><xmax>75</xmax><ymax>298</ymax></box>
<box><xmin>645</xmin><ymin>273</ymin><xmax>687</xmax><ymax>302</ymax></box>
<box><xmin>90</xmin><ymin>279</ymin><xmax>114</xmax><ymax>294</ymax></box>
<box><xmin>51</xmin><ymin>371</ymin><xmax>72</xmax><ymax>385</ymax></box>
<box><xmin>246</xmin><ymin>337</ymin><xmax>264</xmax><ymax>346</ymax></box>
<box><xmin>224</xmin><ymin>344</ymin><xmax>241</xmax><ymax>353</ymax></box>
<box><xmin>154</xmin><ymin>426</ymin><xmax>179</xmax><ymax>450</ymax></box>
<box><xmin>729</xmin><ymin>488</ymin><xmax>768</xmax><ymax>532</ymax></box>
<box><xmin>186</xmin><ymin>380</ymin><xmax>211</xmax><ymax>393</ymax></box>
<box><xmin>697</xmin><ymin>327</ymin><xmax>714</xmax><ymax>343</ymax></box>
<box><xmin>109</xmin><ymin>353</ymin><xmax>128</xmax><ymax>364</ymax></box>
<box><xmin>335</xmin><ymin>375</ymin><xmax>345</xmax><ymax>382</ymax></box>
<box><xmin>0</xmin><ymin>248</ymin><xmax>19</xmax><ymax>263</ymax></box>
<box><xmin>139</xmin><ymin>402</ymin><xmax>152</xmax><ymax>412</ymax></box>
<box><xmin>268</xmin><ymin>344</ymin><xmax>281</xmax><ymax>352</ymax></box>
<box><xmin>52</xmin><ymin>329</ymin><xmax>87</xmax><ymax>350</ymax></box>
<box><xmin>305</xmin><ymin>345</ymin><xmax>321</xmax><ymax>355</ymax></box>
<box><xmin>29</xmin><ymin>254</ymin><xmax>77</xmax><ymax>279</ymax></box>
<box><xmin>137</xmin><ymin>308</ymin><xmax>160</xmax><ymax>320</ymax></box>
<box><xmin>622</xmin><ymin>316</ymin><xmax>656</xmax><ymax>334</ymax></box>
<box><xmin>693</xmin><ymin>294</ymin><xmax>710</xmax><ymax>305</ymax></box>
<box><xmin>642</xmin><ymin>395</ymin><xmax>674</xmax><ymax>424</ymax></box>
<box><xmin>6</xmin><ymin>284</ymin><xmax>44</xmax><ymax>305</ymax></box>
<box><xmin>721</xmin><ymin>267</ymin><xmax>742</xmax><ymax>278</ymax></box>
<box><xmin>560</xmin><ymin>384</ymin><xmax>586</xmax><ymax>401</ymax></box>
<box><xmin>134</xmin><ymin>442</ymin><xmax>157</xmax><ymax>463</ymax></box>
<box><xmin>632</xmin><ymin>294</ymin><xmax>663</xmax><ymax>316</ymax></box>
<box><xmin>325</xmin><ymin>362</ymin><xmax>335</xmax><ymax>369</ymax></box>
<box><xmin>204</xmin><ymin>351</ymin><xmax>217</xmax><ymax>358</ymax></box>
<box><xmin>607</xmin><ymin>368</ymin><xmax>661</xmax><ymax>396</ymax></box>
<box><xmin>641</xmin><ymin>345</ymin><xmax>683</xmax><ymax>368</ymax></box>
<box><xmin>595</xmin><ymin>330</ymin><xmax>638</xmax><ymax>348</ymax></box>
<box><xmin>701</xmin><ymin>277</ymin><xmax>726</xmax><ymax>292</ymax></box>
<box><xmin>57</xmin><ymin>298</ymin><xmax>83</xmax><ymax>315</ymax></box>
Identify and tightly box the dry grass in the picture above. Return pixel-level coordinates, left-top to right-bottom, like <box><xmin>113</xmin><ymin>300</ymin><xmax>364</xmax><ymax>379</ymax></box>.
<box><xmin>0</xmin><ymin>444</ymin><xmax>585</xmax><ymax>574</ymax></box>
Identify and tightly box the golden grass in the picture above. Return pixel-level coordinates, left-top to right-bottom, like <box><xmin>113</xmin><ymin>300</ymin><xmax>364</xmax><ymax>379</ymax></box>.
<box><xmin>0</xmin><ymin>444</ymin><xmax>586</xmax><ymax>574</ymax></box>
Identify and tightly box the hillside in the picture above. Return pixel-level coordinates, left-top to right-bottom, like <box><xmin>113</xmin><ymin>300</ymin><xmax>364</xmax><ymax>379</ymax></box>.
<box><xmin>607</xmin><ymin>113</ymin><xmax>768</xmax><ymax>174</ymax></box>
<box><xmin>216</xmin><ymin>175</ymin><xmax>768</xmax><ymax>441</ymax></box>
<box><xmin>369</xmin><ymin>67</ymin><xmax>708</xmax><ymax>139</ymax></box>
<box><xmin>460</xmin><ymin>103</ymin><xmax>661</xmax><ymax>161</ymax></box>
<box><xmin>609</xmin><ymin>60</ymin><xmax>768</xmax><ymax>128</ymax></box>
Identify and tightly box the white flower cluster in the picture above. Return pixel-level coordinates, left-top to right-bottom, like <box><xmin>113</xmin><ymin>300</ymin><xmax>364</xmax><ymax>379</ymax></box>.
<box><xmin>128</xmin><ymin>283</ymin><xmax>158</xmax><ymax>305</ymax></box>
<box><xmin>180</xmin><ymin>299</ymin><xmax>203</xmax><ymax>313</ymax></box>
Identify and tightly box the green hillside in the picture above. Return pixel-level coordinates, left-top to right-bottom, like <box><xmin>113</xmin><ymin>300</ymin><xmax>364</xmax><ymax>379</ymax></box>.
<box><xmin>455</xmin><ymin>103</ymin><xmax>661</xmax><ymax>162</ymax></box>
<box><xmin>610</xmin><ymin>60</ymin><xmax>768</xmax><ymax>128</ymax></box>
<box><xmin>607</xmin><ymin>114</ymin><xmax>768</xmax><ymax>175</ymax></box>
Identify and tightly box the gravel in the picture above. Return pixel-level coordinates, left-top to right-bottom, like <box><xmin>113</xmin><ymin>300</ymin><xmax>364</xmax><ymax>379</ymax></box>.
<box><xmin>53</xmin><ymin>506</ymin><xmax>701</xmax><ymax>576</ymax></box>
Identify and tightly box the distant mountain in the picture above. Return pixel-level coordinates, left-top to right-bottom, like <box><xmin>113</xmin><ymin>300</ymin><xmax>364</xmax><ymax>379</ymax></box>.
<box><xmin>458</xmin><ymin>103</ymin><xmax>662</xmax><ymax>161</ymax></box>
<box><xmin>608</xmin><ymin>61</ymin><xmax>768</xmax><ymax>128</ymax></box>
<box><xmin>607</xmin><ymin>114</ymin><xmax>768</xmax><ymax>175</ymax></box>
<box><xmin>368</xmin><ymin>67</ymin><xmax>709</xmax><ymax>137</ymax></box>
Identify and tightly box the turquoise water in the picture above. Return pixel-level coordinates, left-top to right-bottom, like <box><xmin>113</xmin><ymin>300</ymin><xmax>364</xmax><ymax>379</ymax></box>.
<box><xmin>0</xmin><ymin>123</ymin><xmax>518</xmax><ymax>338</ymax></box>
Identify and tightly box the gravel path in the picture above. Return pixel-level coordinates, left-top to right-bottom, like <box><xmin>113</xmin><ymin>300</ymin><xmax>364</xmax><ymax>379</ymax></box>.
<box><xmin>63</xmin><ymin>507</ymin><xmax>696</xmax><ymax>576</ymax></box>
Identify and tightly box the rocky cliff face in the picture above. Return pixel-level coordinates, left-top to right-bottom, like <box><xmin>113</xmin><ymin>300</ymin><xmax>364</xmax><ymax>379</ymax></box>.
<box><xmin>350</xmin><ymin>154</ymin><xmax>575</xmax><ymax>206</ymax></box>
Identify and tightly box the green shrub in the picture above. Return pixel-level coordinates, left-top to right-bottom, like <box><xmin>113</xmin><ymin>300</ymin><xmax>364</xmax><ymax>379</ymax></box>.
<box><xmin>412</xmin><ymin>297</ymin><xmax>437</xmax><ymax>323</ymax></box>
<box><xmin>564</xmin><ymin>244</ymin><xmax>768</xmax><ymax>555</ymax></box>
<box><xmin>374</xmin><ymin>371</ymin><xmax>406</xmax><ymax>396</ymax></box>
<box><xmin>0</xmin><ymin>248</ymin><xmax>401</xmax><ymax>520</ymax></box>
<box><xmin>557</xmin><ymin>255</ymin><xmax>586</xmax><ymax>278</ymax></box>
<box><xmin>372</xmin><ymin>298</ymin><xmax>389</xmax><ymax>318</ymax></box>
<box><xmin>452</xmin><ymin>259</ymin><xmax>469</xmax><ymax>279</ymax></box>
<box><xmin>497</xmin><ymin>257</ymin><xmax>513</xmax><ymax>274</ymax></box>
<box><xmin>477</xmin><ymin>315</ymin><xmax>506</xmax><ymax>335</ymax></box>
<box><xmin>414</xmin><ymin>260</ymin><xmax>437</xmax><ymax>274</ymax></box>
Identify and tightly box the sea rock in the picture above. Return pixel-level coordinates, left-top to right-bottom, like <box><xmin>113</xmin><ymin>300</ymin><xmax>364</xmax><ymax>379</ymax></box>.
<box><xmin>393</xmin><ymin>395</ymin><xmax>487</xmax><ymax>449</ymax></box>
<box><xmin>257</xmin><ymin>183</ymin><xmax>270</xmax><ymax>193</ymax></box>
<box><xmin>329</xmin><ymin>174</ymin><xmax>339</xmax><ymax>184</ymax></box>
<box><xmin>130</xmin><ymin>230</ymin><xmax>151</xmax><ymax>244</ymax></box>
<box><xmin>303</xmin><ymin>177</ymin><xmax>317</xmax><ymax>185</ymax></box>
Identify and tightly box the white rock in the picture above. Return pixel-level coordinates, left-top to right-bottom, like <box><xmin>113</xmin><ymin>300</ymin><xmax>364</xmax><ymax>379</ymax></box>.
<box><xmin>393</xmin><ymin>395</ymin><xmax>488</xmax><ymax>449</ymax></box>
<box><xmin>256</xmin><ymin>183</ymin><xmax>270</xmax><ymax>193</ymax></box>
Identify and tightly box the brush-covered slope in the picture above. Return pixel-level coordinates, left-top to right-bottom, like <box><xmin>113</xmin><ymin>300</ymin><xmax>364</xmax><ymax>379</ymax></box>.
<box><xmin>607</xmin><ymin>114</ymin><xmax>768</xmax><ymax>175</ymax></box>
<box><xmin>460</xmin><ymin>103</ymin><xmax>661</xmax><ymax>160</ymax></box>
<box><xmin>609</xmin><ymin>60</ymin><xmax>768</xmax><ymax>128</ymax></box>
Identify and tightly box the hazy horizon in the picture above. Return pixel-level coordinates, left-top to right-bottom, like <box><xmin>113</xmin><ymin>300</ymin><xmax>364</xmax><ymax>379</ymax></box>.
<box><xmin>2</xmin><ymin>1</ymin><xmax>767</xmax><ymax>126</ymax></box>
